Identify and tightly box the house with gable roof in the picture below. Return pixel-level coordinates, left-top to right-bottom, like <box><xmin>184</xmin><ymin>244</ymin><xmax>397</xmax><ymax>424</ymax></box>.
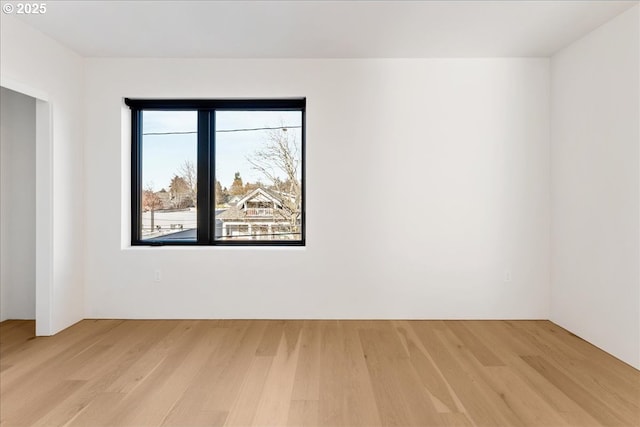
<box><xmin>215</xmin><ymin>187</ymin><xmax>300</xmax><ymax>240</ymax></box>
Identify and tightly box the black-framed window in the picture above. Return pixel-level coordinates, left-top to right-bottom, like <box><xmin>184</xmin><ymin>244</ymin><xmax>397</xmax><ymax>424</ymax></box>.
<box><xmin>125</xmin><ymin>99</ymin><xmax>306</xmax><ymax>246</ymax></box>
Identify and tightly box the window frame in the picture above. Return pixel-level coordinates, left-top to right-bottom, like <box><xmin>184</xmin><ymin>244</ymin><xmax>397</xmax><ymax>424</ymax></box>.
<box><xmin>125</xmin><ymin>98</ymin><xmax>306</xmax><ymax>247</ymax></box>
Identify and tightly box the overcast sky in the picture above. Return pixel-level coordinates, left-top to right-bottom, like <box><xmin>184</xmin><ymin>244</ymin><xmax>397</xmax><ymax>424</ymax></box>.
<box><xmin>142</xmin><ymin>110</ymin><xmax>302</xmax><ymax>192</ymax></box>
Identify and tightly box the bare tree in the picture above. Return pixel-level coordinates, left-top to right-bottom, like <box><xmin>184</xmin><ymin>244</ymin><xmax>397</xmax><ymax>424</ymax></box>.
<box><xmin>142</xmin><ymin>184</ymin><xmax>163</xmax><ymax>232</ymax></box>
<box><xmin>169</xmin><ymin>175</ymin><xmax>191</xmax><ymax>209</ymax></box>
<box><xmin>247</xmin><ymin>128</ymin><xmax>301</xmax><ymax>237</ymax></box>
<box><xmin>178</xmin><ymin>160</ymin><xmax>197</xmax><ymax>207</ymax></box>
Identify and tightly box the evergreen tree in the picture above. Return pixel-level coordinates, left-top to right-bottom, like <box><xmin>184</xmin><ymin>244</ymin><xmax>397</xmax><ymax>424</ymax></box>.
<box><xmin>229</xmin><ymin>172</ymin><xmax>245</xmax><ymax>196</ymax></box>
<box><xmin>215</xmin><ymin>180</ymin><xmax>228</xmax><ymax>206</ymax></box>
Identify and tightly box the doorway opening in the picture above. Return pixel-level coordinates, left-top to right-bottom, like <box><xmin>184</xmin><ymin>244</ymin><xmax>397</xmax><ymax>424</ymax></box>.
<box><xmin>0</xmin><ymin>84</ymin><xmax>52</xmax><ymax>335</ymax></box>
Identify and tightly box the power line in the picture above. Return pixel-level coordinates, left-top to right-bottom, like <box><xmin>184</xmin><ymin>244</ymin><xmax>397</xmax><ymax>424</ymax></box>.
<box><xmin>143</xmin><ymin>131</ymin><xmax>196</xmax><ymax>136</ymax></box>
<box><xmin>143</xmin><ymin>125</ymin><xmax>301</xmax><ymax>136</ymax></box>
<box><xmin>218</xmin><ymin>125</ymin><xmax>301</xmax><ymax>133</ymax></box>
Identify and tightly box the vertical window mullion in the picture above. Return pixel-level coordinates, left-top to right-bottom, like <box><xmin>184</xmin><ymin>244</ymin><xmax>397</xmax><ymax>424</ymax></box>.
<box><xmin>196</xmin><ymin>110</ymin><xmax>211</xmax><ymax>244</ymax></box>
<box><xmin>209</xmin><ymin>110</ymin><xmax>217</xmax><ymax>245</ymax></box>
<box><xmin>131</xmin><ymin>109</ymin><xmax>142</xmax><ymax>244</ymax></box>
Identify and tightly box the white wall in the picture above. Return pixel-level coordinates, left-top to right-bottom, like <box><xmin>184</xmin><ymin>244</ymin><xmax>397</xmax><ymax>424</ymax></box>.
<box><xmin>84</xmin><ymin>58</ymin><xmax>550</xmax><ymax>320</ymax></box>
<box><xmin>550</xmin><ymin>5</ymin><xmax>640</xmax><ymax>369</ymax></box>
<box><xmin>0</xmin><ymin>15</ymin><xmax>85</xmax><ymax>334</ymax></box>
<box><xmin>0</xmin><ymin>87</ymin><xmax>36</xmax><ymax>321</ymax></box>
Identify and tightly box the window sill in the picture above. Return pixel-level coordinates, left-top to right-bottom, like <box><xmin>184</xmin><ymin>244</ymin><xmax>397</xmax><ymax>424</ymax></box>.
<box><xmin>122</xmin><ymin>245</ymin><xmax>307</xmax><ymax>252</ymax></box>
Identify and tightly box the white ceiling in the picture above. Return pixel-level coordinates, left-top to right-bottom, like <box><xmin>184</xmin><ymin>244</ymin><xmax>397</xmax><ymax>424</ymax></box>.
<box><xmin>10</xmin><ymin>0</ymin><xmax>638</xmax><ymax>58</ymax></box>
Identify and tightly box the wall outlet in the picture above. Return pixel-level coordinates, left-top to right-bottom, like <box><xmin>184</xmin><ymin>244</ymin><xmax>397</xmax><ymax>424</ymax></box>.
<box><xmin>504</xmin><ymin>270</ymin><xmax>512</xmax><ymax>283</ymax></box>
<box><xmin>154</xmin><ymin>270</ymin><xmax>162</xmax><ymax>282</ymax></box>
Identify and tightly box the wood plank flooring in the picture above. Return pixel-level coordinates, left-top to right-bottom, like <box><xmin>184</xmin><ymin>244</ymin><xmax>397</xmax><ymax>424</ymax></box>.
<box><xmin>0</xmin><ymin>320</ymin><xmax>638</xmax><ymax>427</ymax></box>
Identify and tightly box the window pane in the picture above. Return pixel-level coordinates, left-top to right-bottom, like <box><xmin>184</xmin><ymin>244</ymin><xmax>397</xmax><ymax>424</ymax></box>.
<box><xmin>214</xmin><ymin>111</ymin><xmax>303</xmax><ymax>242</ymax></box>
<box><xmin>140</xmin><ymin>110</ymin><xmax>197</xmax><ymax>242</ymax></box>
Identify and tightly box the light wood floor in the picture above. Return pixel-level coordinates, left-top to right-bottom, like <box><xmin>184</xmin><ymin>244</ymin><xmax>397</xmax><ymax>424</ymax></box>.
<box><xmin>0</xmin><ymin>320</ymin><xmax>638</xmax><ymax>427</ymax></box>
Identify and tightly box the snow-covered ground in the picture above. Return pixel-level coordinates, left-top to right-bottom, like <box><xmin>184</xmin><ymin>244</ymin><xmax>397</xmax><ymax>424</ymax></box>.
<box><xmin>141</xmin><ymin>208</ymin><xmax>197</xmax><ymax>237</ymax></box>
